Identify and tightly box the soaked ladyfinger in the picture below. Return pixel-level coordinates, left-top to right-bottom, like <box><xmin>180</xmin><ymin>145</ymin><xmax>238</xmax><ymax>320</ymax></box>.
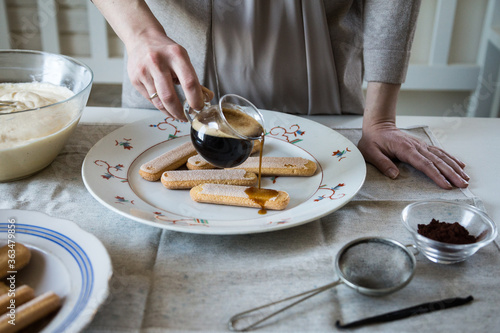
<box><xmin>161</xmin><ymin>169</ymin><xmax>258</xmax><ymax>189</ymax></box>
<box><xmin>139</xmin><ymin>141</ymin><xmax>197</xmax><ymax>181</ymax></box>
<box><xmin>190</xmin><ymin>184</ymin><xmax>289</xmax><ymax>210</ymax></box>
<box><xmin>229</xmin><ymin>157</ymin><xmax>317</xmax><ymax>176</ymax></box>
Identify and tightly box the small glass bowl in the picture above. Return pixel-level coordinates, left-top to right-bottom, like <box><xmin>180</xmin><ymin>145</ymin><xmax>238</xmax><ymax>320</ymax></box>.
<box><xmin>401</xmin><ymin>200</ymin><xmax>497</xmax><ymax>264</ymax></box>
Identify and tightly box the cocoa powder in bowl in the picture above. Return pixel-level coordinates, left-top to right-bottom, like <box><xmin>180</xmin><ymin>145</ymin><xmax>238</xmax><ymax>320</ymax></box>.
<box><xmin>417</xmin><ymin>219</ymin><xmax>477</xmax><ymax>244</ymax></box>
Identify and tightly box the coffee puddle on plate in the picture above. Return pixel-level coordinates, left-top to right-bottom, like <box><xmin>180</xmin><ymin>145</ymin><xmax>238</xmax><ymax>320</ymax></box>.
<box><xmin>244</xmin><ymin>185</ymin><xmax>279</xmax><ymax>215</ymax></box>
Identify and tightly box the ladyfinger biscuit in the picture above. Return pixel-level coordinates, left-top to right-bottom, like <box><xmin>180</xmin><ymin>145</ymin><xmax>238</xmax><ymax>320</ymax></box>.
<box><xmin>0</xmin><ymin>243</ymin><xmax>31</xmax><ymax>279</ymax></box>
<box><xmin>161</xmin><ymin>169</ymin><xmax>258</xmax><ymax>189</ymax></box>
<box><xmin>186</xmin><ymin>154</ymin><xmax>216</xmax><ymax>170</ymax></box>
<box><xmin>186</xmin><ymin>140</ymin><xmax>262</xmax><ymax>170</ymax></box>
<box><xmin>0</xmin><ymin>285</ymin><xmax>35</xmax><ymax>315</ymax></box>
<box><xmin>0</xmin><ymin>282</ymin><xmax>8</xmax><ymax>295</ymax></box>
<box><xmin>0</xmin><ymin>291</ymin><xmax>61</xmax><ymax>333</ymax></box>
<box><xmin>190</xmin><ymin>184</ymin><xmax>289</xmax><ymax>210</ymax></box>
<box><xmin>139</xmin><ymin>141</ymin><xmax>197</xmax><ymax>181</ymax></box>
<box><xmin>229</xmin><ymin>157</ymin><xmax>317</xmax><ymax>176</ymax></box>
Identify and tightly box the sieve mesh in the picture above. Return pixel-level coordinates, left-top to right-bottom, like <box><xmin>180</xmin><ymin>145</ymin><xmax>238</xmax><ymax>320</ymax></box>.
<box><xmin>337</xmin><ymin>240</ymin><xmax>414</xmax><ymax>290</ymax></box>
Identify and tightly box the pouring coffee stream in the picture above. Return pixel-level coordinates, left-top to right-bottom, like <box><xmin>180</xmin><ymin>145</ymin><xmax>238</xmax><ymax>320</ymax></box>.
<box><xmin>184</xmin><ymin>93</ymin><xmax>274</xmax><ymax>212</ymax></box>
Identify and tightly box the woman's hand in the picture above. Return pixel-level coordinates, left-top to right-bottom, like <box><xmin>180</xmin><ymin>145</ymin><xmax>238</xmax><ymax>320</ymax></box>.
<box><xmin>92</xmin><ymin>0</ymin><xmax>212</xmax><ymax>119</ymax></box>
<box><xmin>126</xmin><ymin>32</ymin><xmax>207</xmax><ymax>119</ymax></box>
<box><xmin>358</xmin><ymin>122</ymin><xmax>469</xmax><ymax>189</ymax></box>
<box><xmin>361</xmin><ymin>82</ymin><xmax>469</xmax><ymax>189</ymax></box>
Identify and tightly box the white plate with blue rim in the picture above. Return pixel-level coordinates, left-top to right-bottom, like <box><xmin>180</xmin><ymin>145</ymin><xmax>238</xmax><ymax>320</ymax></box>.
<box><xmin>0</xmin><ymin>209</ymin><xmax>112</xmax><ymax>332</ymax></box>
<box><xmin>82</xmin><ymin>110</ymin><xmax>366</xmax><ymax>235</ymax></box>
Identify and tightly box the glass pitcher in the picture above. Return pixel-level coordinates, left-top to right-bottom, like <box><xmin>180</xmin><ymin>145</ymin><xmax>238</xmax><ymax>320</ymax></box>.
<box><xmin>184</xmin><ymin>94</ymin><xmax>265</xmax><ymax>168</ymax></box>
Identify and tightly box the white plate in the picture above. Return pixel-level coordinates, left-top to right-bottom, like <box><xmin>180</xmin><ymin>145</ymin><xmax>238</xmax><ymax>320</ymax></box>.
<box><xmin>0</xmin><ymin>209</ymin><xmax>112</xmax><ymax>332</ymax></box>
<box><xmin>82</xmin><ymin>110</ymin><xmax>366</xmax><ymax>235</ymax></box>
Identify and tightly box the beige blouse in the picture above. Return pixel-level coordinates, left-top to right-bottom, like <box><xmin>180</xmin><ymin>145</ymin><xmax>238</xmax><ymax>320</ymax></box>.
<box><xmin>206</xmin><ymin>0</ymin><xmax>341</xmax><ymax>115</ymax></box>
<box><xmin>123</xmin><ymin>0</ymin><xmax>421</xmax><ymax>115</ymax></box>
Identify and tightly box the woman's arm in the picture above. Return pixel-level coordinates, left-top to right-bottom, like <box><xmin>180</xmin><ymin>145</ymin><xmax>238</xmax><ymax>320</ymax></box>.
<box><xmin>358</xmin><ymin>82</ymin><xmax>470</xmax><ymax>189</ymax></box>
<box><xmin>360</xmin><ymin>1</ymin><xmax>468</xmax><ymax>189</ymax></box>
<box><xmin>92</xmin><ymin>0</ymin><xmax>206</xmax><ymax>119</ymax></box>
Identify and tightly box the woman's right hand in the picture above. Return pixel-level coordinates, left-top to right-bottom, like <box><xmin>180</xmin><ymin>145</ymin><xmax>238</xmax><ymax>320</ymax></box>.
<box><xmin>126</xmin><ymin>32</ymin><xmax>206</xmax><ymax>120</ymax></box>
<box><xmin>92</xmin><ymin>0</ymin><xmax>212</xmax><ymax>120</ymax></box>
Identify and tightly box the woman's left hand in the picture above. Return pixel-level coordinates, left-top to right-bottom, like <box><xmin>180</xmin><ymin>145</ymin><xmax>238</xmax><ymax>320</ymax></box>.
<box><xmin>358</xmin><ymin>122</ymin><xmax>469</xmax><ymax>189</ymax></box>
<box><xmin>361</xmin><ymin>82</ymin><xmax>469</xmax><ymax>190</ymax></box>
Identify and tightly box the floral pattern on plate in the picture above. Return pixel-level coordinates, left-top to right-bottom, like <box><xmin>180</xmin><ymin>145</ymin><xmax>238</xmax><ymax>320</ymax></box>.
<box><xmin>82</xmin><ymin>110</ymin><xmax>366</xmax><ymax>235</ymax></box>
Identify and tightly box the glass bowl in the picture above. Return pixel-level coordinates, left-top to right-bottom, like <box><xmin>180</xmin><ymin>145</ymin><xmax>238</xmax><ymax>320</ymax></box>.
<box><xmin>0</xmin><ymin>50</ymin><xmax>93</xmax><ymax>182</ymax></box>
<box><xmin>401</xmin><ymin>200</ymin><xmax>497</xmax><ymax>264</ymax></box>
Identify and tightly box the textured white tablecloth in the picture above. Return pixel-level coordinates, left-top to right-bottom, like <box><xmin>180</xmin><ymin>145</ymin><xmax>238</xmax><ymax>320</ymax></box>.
<box><xmin>1</xmin><ymin>119</ymin><xmax>498</xmax><ymax>333</ymax></box>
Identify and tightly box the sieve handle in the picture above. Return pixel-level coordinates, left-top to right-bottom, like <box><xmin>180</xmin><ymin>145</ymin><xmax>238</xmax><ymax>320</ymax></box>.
<box><xmin>405</xmin><ymin>243</ymin><xmax>420</xmax><ymax>256</ymax></box>
<box><xmin>228</xmin><ymin>279</ymin><xmax>343</xmax><ymax>332</ymax></box>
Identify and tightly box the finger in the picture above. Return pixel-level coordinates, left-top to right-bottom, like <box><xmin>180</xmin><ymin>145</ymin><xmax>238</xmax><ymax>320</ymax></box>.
<box><xmin>399</xmin><ymin>147</ymin><xmax>453</xmax><ymax>189</ymax></box>
<box><xmin>130</xmin><ymin>75</ymin><xmax>153</xmax><ymax>105</ymax></box>
<box><xmin>420</xmin><ymin>147</ymin><xmax>469</xmax><ymax>188</ymax></box>
<box><xmin>129</xmin><ymin>68</ymin><xmax>169</xmax><ymax>114</ymax></box>
<box><xmin>436</xmin><ymin>148</ymin><xmax>467</xmax><ymax>168</ymax></box>
<box><xmin>427</xmin><ymin>146</ymin><xmax>468</xmax><ymax>179</ymax></box>
<box><xmin>148</xmin><ymin>86</ymin><xmax>176</xmax><ymax>118</ymax></box>
<box><xmin>134</xmin><ymin>75</ymin><xmax>174</xmax><ymax>117</ymax></box>
<box><xmin>128</xmin><ymin>63</ymin><xmax>159</xmax><ymax>106</ymax></box>
<box><xmin>170</xmin><ymin>56</ymin><xmax>205</xmax><ymax>111</ymax></box>
<box><xmin>362</xmin><ymin>146</ymin><xmax>400</xmax><ymax>179</ymax></box>
<box><xmin>151</xmin><ymin>70</ymin><xmax>186</xmax><ymax>120</ymax></box>
<box><xmin>201</xmin><ymin>86</ymin><xmax>215</xmax><ymax>104</ymax></box>
<box><xmin>427</xmin><ymin>146</ymin><xmax>469</xmax><ymax>180</ymax></box>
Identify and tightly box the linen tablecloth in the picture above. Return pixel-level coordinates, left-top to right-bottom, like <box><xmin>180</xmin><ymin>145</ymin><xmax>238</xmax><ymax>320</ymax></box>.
<box><xmin>1</xmin><ymin>123</ymin><xmax>499</xmax><ymax>333</ymax></box>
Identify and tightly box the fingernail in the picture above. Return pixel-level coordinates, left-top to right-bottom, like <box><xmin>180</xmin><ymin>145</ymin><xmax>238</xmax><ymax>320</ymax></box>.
<box><xmin>387</xmin><ymin>168</ymin><xmax>399</xmax><ymax>179</ymax></box>
<box><xmin>463</xmin><ymin>172</ymin><xmax>470</xmax><ymax>181</ymax></box>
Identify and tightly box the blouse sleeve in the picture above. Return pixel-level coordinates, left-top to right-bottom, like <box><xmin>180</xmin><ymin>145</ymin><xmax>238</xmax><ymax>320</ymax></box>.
<box><xmin>363</xmin><ymin>0</ymin><xmax>421</xmax><ymax>84</ymax></box>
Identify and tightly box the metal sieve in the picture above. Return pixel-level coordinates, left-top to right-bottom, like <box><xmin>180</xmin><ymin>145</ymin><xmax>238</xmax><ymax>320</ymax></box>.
<box><xmin>229</xmin><ymin>237</ymin><xmax>418</xmax><ymax>331</ymax></box>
